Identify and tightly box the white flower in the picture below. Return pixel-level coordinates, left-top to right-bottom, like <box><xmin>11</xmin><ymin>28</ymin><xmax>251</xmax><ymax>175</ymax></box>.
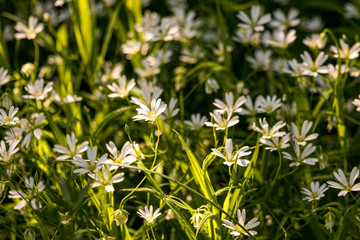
<box><xmin>288</xmin><ymin>59</ymin><xmax>304</xmax><ymax>77</ymax></box>
<box><xmin>105</xmin><ymin>141</ymin><xmax>138</xmax><ymax>170</ymax></box>
<box><xmin>0</xmin><ymin>106</ymin><xmax>19</xmax><ymax>126</ymax></box>
<box><xmin>88</xmin><ymin>166</ymin><xmax>124</xmax><ymax>192</ymax></box>
<box><xmin>133</xmin><ymin>98</ymin><xmax>167</xmax><ymax>122</ymax></box>
<box><xmin>300</xmin><ymin>51</ymin><xmax>329</xmax><ymax>77</ymax></box>
<box><xmin>222</xmin><ymin>209</ymin><xmax>260</xmax><ymax>237</ymax></box>
<box><xmin>164</xmin><ymin>98</ymin><xmax>180</xmax><ymax>118</ymax></box>
<box><xmin>239</xmin><ymin>95</ymin><xmax>258</xmax><ymax>115</ymax></box>
<box><xmin>204</xmin><ymin>78</ymin><xmax>220</xmax><ymax>94</ymax></box>
<box><xmin>53</xmin><ymin>133</ymin><xmax>89</xmax><ymax>161</ymax></box>
<box><xmin>131</xmin><ymin>79</ymin><xmax>163</xmax><ymax>107</ymax></box>
<box><xmin>252</xmin><ymin>118</ymin><xmax>286</xmax><ymax>141</ymax></box>
<box><xmin>214</xmin><ymin>92</ymin><xmax>246</xmax><ymax>116</ymax></box>
<box><xmin>179</xmin><ymin>45</ymin><xmax>205</xmax><ymax>64</ymax></box>
<box><xmin>327</xmin><ymin>167</ymin><xmax>360</xmax><ymax>196</ymax></box>
<box><xmin>344</xmin><ymin>3</ymin><xmax>360</xmax><ymax>19</ymax></box>
<box><xmin>121</xmin><ymin>40</ymin><xmax>142</xmax><ymax>56</ymax></box>
<box><xmin>353</xmin><ymin>95</ymin><xmax>360</xmax><ymax>111</ymax></box>
<box><xmin>260</xmin><ymin>133</ymin><xmax>290</xmax><ymax>152</ymax></box>
<box><xmin>262</xmin><ymin>29</ymin><xmax>296</xmax><ymax>48</ymax></box>
<box><xmin>184</xmin><ymin>113</ymin><xmax>208</xmax><ymax>131</ymax></box>
<box><xmin>283</xmin><ymin>142</ymin><xmax>318</xmax><ymax>167</ymax></box>
<box><xmin>304</xmin><ymin>17</ymin><xmax>324</xmax><ymax>32</ymax></box>
<box><xmin>134</xmin><ymin>56</ymin><xmax>161</xmax><ymax>78</ymax></box>
<box><xmin>301</xmin><ymin>181</ymin><xmax>328</xmax><ymax>202</ymax></box>
<box><xmin>269</xmin><ymin>8</ymin><xmax>300</xmax><ymax>30</ymax></box>
<box><xmin>14</xmin><ymin>16</ymin><xmax>44</xmax><ymax>40</ymax></box>
<box><xmin>233</xmin><ymin>28</ymin><xmax>261</xmax><ymax>46</ymax></box>
<box><xmin>303</xmin><ymin>34</ymin><xmax>327</xmax><ymax>50</ymax></box>
<box><xmin>0</xmin><ymin>139</ymin><xmax>20</xmax><ymax>162</ymax></box>
<box><xmin>205</xmin><ymin>111</ymin><xmax>239</xmax><ymax>131</ymax></box>
<box><xmin>237</xmin><ymin>6</ymin><xmax>271</xmax><ymax>32</ymax></box>
<box><xmin>0</xmin><ymin>67</ymin><xmax>10</xmax><ymax>86</ymax></box>
<box><xmin>107</xmin><ymin>75</ymin><xmax>136</xmax><ymax>98</ymax></box>
<box><xmin>190</xmin><ymin>212</ymin><xmax>204</xmax><ymax>229</ymax></box>
<box><xmin>101</xmin><ymin>62</ymin><xmax>123</xmax><ymax>83</ymax></box>
<box><xmin>72</xmin><ymin>147</ymin><xmax>107</xmax><ymax>175</ymax></box>
<box><xmin>247</xmin><ymin>49</ymin><xmax>272</xmax><ymax>71</ymax></box>
<box><xmin>272</xmin><ymin>59</ymin><xmax>292</xmax><ymax>74</ymax></box>
<box><xmin>8</xmin><ymin>176</ymin><xmax>46</xmax><ymax>210</ymax></box>
<box><xmin>137</xmin><ymin>205</ymin><xmax>162</xmax><ymax>224</ymax></box>
<box><xmin>211</xmin><ymin>138</ymin><xmax>251</xmax><ymax>167</ymax></box>
<box><xmin>290</xmin><ymin>120</ymin><xmax>319</xmax><ymax>146</ymax></box>
<box><xmin>330</xmin><ymin>39</ymin><xmax>360</xmax><ymax>59</ymax></box>
<box><xmin>256</xmin><ymin>95</ymin><xmax>282</xmax><ymax>114</ymax></box>
<box><xmin>20</xmin><ymin>113</ymin><xmax>45</xmax><ymax>148</ymax></box>
<box><xmin>23</xmin><ymin>79</ymin><xmax>53</xmax><ymax>100</ymax></box>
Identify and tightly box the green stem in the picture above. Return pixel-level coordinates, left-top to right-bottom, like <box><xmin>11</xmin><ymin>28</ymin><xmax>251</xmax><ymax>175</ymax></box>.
<box><xmin>31</xmin><ymin>39</ymin><xmax>39</xmax><ymax>81</ymax></box>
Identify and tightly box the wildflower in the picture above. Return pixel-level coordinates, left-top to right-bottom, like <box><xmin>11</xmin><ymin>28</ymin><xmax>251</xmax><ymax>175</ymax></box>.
<box><xmin>107</xmin><ymin>75</ymin><xmax>136</xmax><ymax>98</ymax></box>
<box><xmin>131</xmin><ymin>79</ymin><xmax>163</xmax><ymax>106</ymax></box>
<box><xmin>344</xmin><ymin>3</ymin><xmax>360</xmax><ymax>19</ymax></box>
<box><xmin>213</xmin><ymin>92</ymin><xmax>246</xmax><ymax>116</ymax></box>
<box><xmin>72</xmin><ymin>147</ymin><xmax>107</xmax><ymax>175</ymax></box>
<box><xmin>20</xmin><ymin>113</ymin><xmax>45</xmax><ymax>148</ymax></box>
<box><xmin>53</xmin><ymin>133</ymin><xmax>89</xmax><ymax>161</ymax></box>
<box><xmin>133</xmin><ymin>98</ymin><xmax>167</xmax><ymax>122</ymax></box>
<box><xmin>303</xmin><ymin>33</ymin><xmax>327</xmax><ymax>50</ymax></box>
<box><xmin>222</xmin><ymin>209</ymin><xmax>260</xmax><ymax>237</ymax></box>
<box><xmin>0</xmin><ymin>106</ymin><xmax>19</xmax><ymax>126</ymax></box>
<box><xmin>184</xmin><ymin>113</ymin><xmax>208</xmax><ymax>130</ymax></box>
<box><xmin>121</xmin><ymin>40</ymin><xmax>142</xmax><ymax>56</ymax></box>
<box><xmin>327</xmin><ymin>167</ymin><xmax>360</xmax><ymax>196</ymax></box>
<box><xmin>0</xmin><ymin>67</ymin><xmax>10</xmax><ymax>86</ymax></box>
<box><xmin>353</xmin><ymin>95</ymin><xmax>360</xmax><ymax>111</ymax></box>
<box><xmin>8</xmin><ymin>176</ymin><xmax>46</xmax><ymax>210</ymax></box>
<box><xmin>283</xmin><ymin>142</ymin><xmax>318</xmax><ymax>167</ymax></box>
<box><xmin>179</xmin><ymin>45</ymin><xmax>205</xmax><ymax>64</ymax></box>
<box><xmin>164</xmin><ymin>98</ymin><xmax>180</xmax><ymax>118</ymax></box>
<box><xmin>114</xmin><ymin>208</ymin><xmax>129</xmax><ymax>225</ymax></box>
<box><xmin>247</xmin><ymin>49</ymin><xmax>272</xmax><ymax>71</ymax></box>
<box><xmin>256</xmin><ymin>95</ymin><xmax>282</xmax><ymax>113</ymax></box>
<box><xmin>23</xmin><ymin>79</ymin><xmax>53</xmax><ymax>100</ymax></box>
<box><xmin>14</xmin><ymin>16</ymin><xmax>44</xmax><ymax>40</ymax></box>
<box><xmin>211</xmin><ymin>138</ymin><xmax>251</xmax><ymax>167</ymax></box>
<box><xmin>237</xmin><ymin>6</ymin><xmax>271</xmax><ymax>32</ymax></box>
<box><xmin>172</xmin><ymin>8</ymin><xmax>202</xmax><ymax>41</ymax></box>
<box><xmin>262</xmin><ymin>29</ymin><xmax>296</xmax><ymax>48</ymax></box>
<box><xmin>288</xmin><ymin>59</ymin><xmax>304</xmax><ymax>77</ymax></box>
<box><xmin>190</xmin><ymin>212</ymin><xmax>204</xmax><ymax>229</ymax></box>
<box><xmin>252</xmin><ymin>118</ymin><xmax>286</xmax><ymax>141</ymax></box>
<box><xmin>272</xmin><ymin>59</ymin><xmax>292</xmax><ymax>74</ymax></box>
<box><xmin>233</xmin><ymin>28</ymin><xmax>261</xmax><ymax>46</ymax></box>
<box><xmin>0</xmin><ymin>139</ymin><xmax>20</xmax><ymax>162</ymax></box>
<box><xmin>204</xmin><ymin>78</ymin><xmax>220</xmax><ymax>94</ymax></box>
<box><xmin>88</xmin><ymin>166</ymin><xmax>124</xmax><ymax>192</ymax></box>
<box><xmin>330</xmin><ymin>39</ymin><xmax>360</xmax><ymax>59</ymax></box>
<box><xmin>301</xmin><ymin>181</ymin><xmax>328</xmax><ymax>202</ymax></box>
<box><xmin>300</xmin><ymin>51</ymin><xmax>329</xmax><ymax>77</ymax></box>
<box><xmin>105</xmin><ymin>141</ymin><xmax>137</xmax><ymax>170</ymax></box>
<box><xmin>4</xmin><ymin>128</ymin><xmax>24</xmax><ymax>144</ymax></box>
<box><xmin>205</xmin><ymin>111</ymin><xmax>239</xmax><ymax>131</ymax></box>
<box><xmin>134</xmin><ymin>56</ymin><xmax>161</xmax><ymax>78</ymax></box>
<box><xmin>290</xmin><ymin>120</ymin><xmax>319</xmax><ymax>146</ymax></box>
<box><xmin>239</xmin><ymin>95</ymin><xmax>258</xmax><ymax>115</ymax></box>
<box><xmin>137</xmin><ymin>205</ymin><xmax>161</xmax><ymax>224</ymax></box>
<box><xmin>101</xmin><ymin>62</ymin><xmax>123</xmax><ymax>83</ymax></box>
<box><xmin>269</xmin><ymin>8</ymin><xmax>300</xmax><ymax>30</ymax></box>
<box><xmin>260</xmin><ymin>134</ymin><xmax>290</xmax><ymax>152</ymax></box>
<box><xmin>324</xmin><ymin>211</ymin><xmax>335</xmax><ymax>233</ymax></box>
<box><xmin>304</xmin><ymin>17</ymin><xmax>324</xmax><ymax>32</ymax></box>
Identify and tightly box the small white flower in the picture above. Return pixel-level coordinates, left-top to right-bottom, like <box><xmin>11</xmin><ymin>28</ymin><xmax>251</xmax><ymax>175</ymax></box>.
<box><xmin>301</xmin><ymin>181</ymin><xmax>328</xmax><ymax>202</ymax></box>
<box><xmin>131</xmin><ymin>79</ymin><xmax>163</xmax><ymax>107</ymax></box>
<box><xmin>105</xmin><ymin>141</ymin><xmax>138</xmax><ymax>170</ymax></box>
<box><xmin>304</xmin><ymin>17</ymin><xmax>324</xmax><ymax>32</ymax></box>
<box><xmin>283</xmin><ymin>142</ymin><xmax>318</xmax><ymax>167</ymax></box>
<box><xmin>272</xmin><ymin>59</ymin><xmax>292</xmax><ymax>74</ymax></box>
<box><xmin>88</xmin><ymin>166</ymin><xmax>124</xmax><ymax>192</ymax></box>
<box><xmin>205</xmin><ymin>111</ymin><xmax>239</xmax><ymax>131</ymax></box>
<box><xmin>133</xmin><ymin>98</ymin><xmax>167</xmax><ymax>122</ymax></box>
<box><xmin>0</xmin><ymin>67</ymin><xmax>10</xmax><ymax>86</ymax></box>
<box><xmin>137</xmin><ymin>205</ymin><xmax>162</xmax><ymax>224</ymax></box>
<box><xmin>164</xmin><ymin>98</ymin><xmax>180</xmax><ymax>118</ymax></box>
<box><xmin>256</xmin><ymin>95</ymin><xmax>282</xmax><ymax>114</ymax></box>
<box><xmin>252</xmin><ymin>118</ymin><xmax>286</xmax><ymax>141</ymax></box>
<box><xmin>353</xmin><ymin>95</ymin><xmax>360</xmax><ymax>111</ymax></box>
<box><xmin>20</xmin><ymin>113</ymin><xmax>45</xmax><ymax>148</ymax></box>
<box><xmin>72</xmin><ymin>147</ymin><xmax>107</xmax><ymax>175</ymax></box>
<box><xmin>0</xmin><ymin>106</ymin><xmax>19</xmax><ymax>126</ymax></box>
<box><xmin>211</xmin><ymin>138</ymin><xmax>251</xmax><ymax>167</ymax></box>
<box><xmin>121</xmin><ymin>40</ymin><xmax>142</xmax><ymax>56</ymax></box>
<box><xmin>327</xmin><ymin>167</ymin><xmax>360</xmax><ymax>196</ymax></box>
<box><xmin>190</xmin><ymin>212</ymin><xmax>204</xmax><ymax>229</ymax></box>
<box><xmin>214</xmin><ymin>92</ymin><xmax>246</xmax><ymax>116</ymax></box>
<box><xmin>300</xmin><ymin>51</ymin><xmax>329</xmax><ymax>77</ymax></box>
<box><xmin>260</xmin><ymin>133</ymin><xmax>290</xmax><ymax>152</ymax></box>
<box><xmin>222</xmin><ymin>209</ymin><xmax>260</xmax><ymax>237</ymax></box>
<box><xmin>262</xmin><ymin>29</ymin><xmax>297</xmax><ymax>48</ymax></box>
<box><xmin>269</xmin><ymin>8</ymin><xmax>300</xmax><ymax>30</ymax></box>
<box><xmin>344</xmin><ymin>3</ymin><xmax>360</xmax><ymax>19</ymax></box>
<box><xmin>303</xmin><ymin>34</ymin><xmax>327</xmax><ymax>50</ymax></box>
<box><xmin>107</xmin><ymin>75</ymin><xmax>136</xmax><ymax>98</ymax></box>
<box><xmin>184</xmin><ymin>113</ymin><xmax>208</xmax><ymax>131</ymax></box>
<box><xmin>290</xmin><ymin>120</ymin><xmax>319</xmax><ymax>146</ymax></box>
<box><xmin>14</xmin><ymin>16</ymin><xmax>44</xmax><ymax>40</ymax></box>
<box><xmin>0</xmin><ymin>139</ymin><xmax>20</xmax><ymax>162</ymax></box>
<box><xmin>53</xmin><ymin>133</ymin><xmax>89</xmax><ymax>161</ymax></box>
<box><xmin>233</xmin><ymin>28</ymin><xmax>261</xmax><ymax>46</ymax></box>
<box><xmin>23</xmin><ymin>79</ymin><xmax>53</xmax><ymax>100</ymax></box>
<box><xmin>330</xmin><ymin>39</ymin><xmax>360</xmax><ymax>59</ymax></box>
<box><xmin>247</xmin><ymin>49</ymin><xmax>272</xmax><ymax>71</ymax></box>
<box><xmin>237</xmin><ymin>6</ymin><xmax>271</xmax><ymax>32</ymax></box>
<box><xmin>134</xmin><ymin>56</ymin><xmax>161</xmax><ymax>78</ymax></box>
<box><xmin>204</xmin><ymin>78</ymin><xmax>220</xmax><ymax>94</ymax></box>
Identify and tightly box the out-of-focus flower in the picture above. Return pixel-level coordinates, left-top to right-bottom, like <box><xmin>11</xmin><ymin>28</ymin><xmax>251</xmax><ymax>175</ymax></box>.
<box><xmin>107</xmin><ymin>75</ymin><xmax>136</xmax><ymax>98</ymax></box>
<box><xmin>213</xmin><ymin>92</ymin><xmax>246</xmax><ymax>116</ymax></box>
<box><xmin>272</xmin><ymin>59</ymin><xmax>292</xmax><ymax>74</ymax></box>
<box><xmin>179</xmin><ymin>45</ymin><xmax>205</xmax><ymax>64</ymax></box>
<box><xmin>205</xmin><ymin>111</ymin><xmax>239</xmax><ymax>130</ymax></box>
<box><xmin>134</xmin><ymin>56</ymin><xmax>161</xmax><ymax>78</ymax></box>
<box><xmin>101</xmin><ymin>62</ymin><xmax>123</xmax><ymax>83</ymax></box>
<box><xmin>237</xmin><ymin>6</ymin><xmax>271</xmax><ymax>32</ymax></box>
<box><xmin>114</xmin><ymin>208</ymin><xmax>129</xmax><ymax>225</ymax></box>
<box><xmin>262</xmin><ymin>29</ymin><xmax>296</xmax><ymax>48</ymax></box>
<box><xmin>53</xmin><ymin>133</ymin><xmax>89</xmax><ymax>161</ymax></box>
<box><xmin>288</xmin><ymin>59</ymin><xmax>304</xmax><ymax>77</ymax></box>
<box><xmin>121</xmin><ymin>40</ymin><xmax>142</xmax><ymax>57</ymax></box>
<box><xmin>304</xmin><ymin>17</ymin><xmax>324</xmax><ymax>32</ymax></box>
<box><xmin>330</xmin><ymin>39</ymin><xmax>360</xmax><ymax>59</ymax></box>
<box><xmin>324</xmin><ymin>211</ymin><xmax>335</xmax><ymax>233</ymax></box>
<box><xmin>283</xmin><ymin>142</ymin><xmax>318</xmax><ymax>167</ymax></box>
<box><xmin>301</xmin><ymin>181</ymin><xmax>328</xmax><ymax>202</ymax></box>
<box><xmin>344</xmin><ymin>3</ymin><xmax>360</xmax><ymax>19</ymax></box>
<box><xmin>184</xmin><ymin>113</ymin><xmax>208</xmax><ymax>131</ymax></box>
<box><xmin>164</xmin><ymin>98</ymin><xmax>180</xmax><ymax>118</ymax></box>
<box><xmin>14</xmin><ymin>16</ymin><xmax>44</xmax><ymax>40</ymax></box>
<box><xmin>23</xmin><ymin>79</ymin><xmax>53</xmax><ymax>100</ymax></box>
<box><xmin>222</xmin><ymin>209</ymin><xmax>260</xmax><ymax>237</ymax></box>
<box><xmin>88</xmin><ymin>166</ymin><xmax>124</xmax><ymax>192</ymax></box>
<box><xmin>233</xmin><ymin>29</ymin><xmax>261</xmax><ymax>46</ymax></box>
<box><xmin>247</xmin><ymin>49</ymin><xmax>272</xmax><ymax>71</ymax></box>
<box><xmin>0</xmin><ymin>68</ymin><xmax>10</xmax><ymax>86</ymax></box>
<box><xmin>353</xmin><ymin>95</ymin><xmax>360</xmax><ymax>111</ymax></box>
<box><xmin>303</xmin><ymin>34</ymin><xmax>327</xmax><ymax>50</ymax></box>
<box><xmin>72</xmin><ymin>147</ymin><xmax>107</xmax><ymax>175</ymax></box>
<box><xmin>21</xmin><ymin>113</ymin><xmax>45</xmax><ymax>148</ymax></box>
<box><xmin>137</xmin><ymin>205</ymin><xmax>161</xmax><ymax>224</ymax></box>
<box><xmin>256</xmin><ymin>95</ymin><xmax>282</xmax><ymax>114</ymax></box>
<box><xmin>0</xmin><ymin>106</ymin><xmax>19</xmax><ymax>126</ymax></box>
<box><xmin>327</xmin><ymin>167</ymin><xmax>360</xmax><ymax>196</ymax></box>
<box><xmin>0</xmin><ymin>139</ymin><xmax>20</xmax><ymax>163</ymax></box>
<box><xmin>131</xmin><ymin>79</ymin><xmax>163</xmax><ymax>107</ymax></box>
<box><xmin>269</xmin><ymin>8</ymin><xmax>300</xmax><ymax>30</ymax></box>
<box><xmin>205</xmin><ymin>78</ymin><xmax>220</xmax><ymax>94</ymax></box>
